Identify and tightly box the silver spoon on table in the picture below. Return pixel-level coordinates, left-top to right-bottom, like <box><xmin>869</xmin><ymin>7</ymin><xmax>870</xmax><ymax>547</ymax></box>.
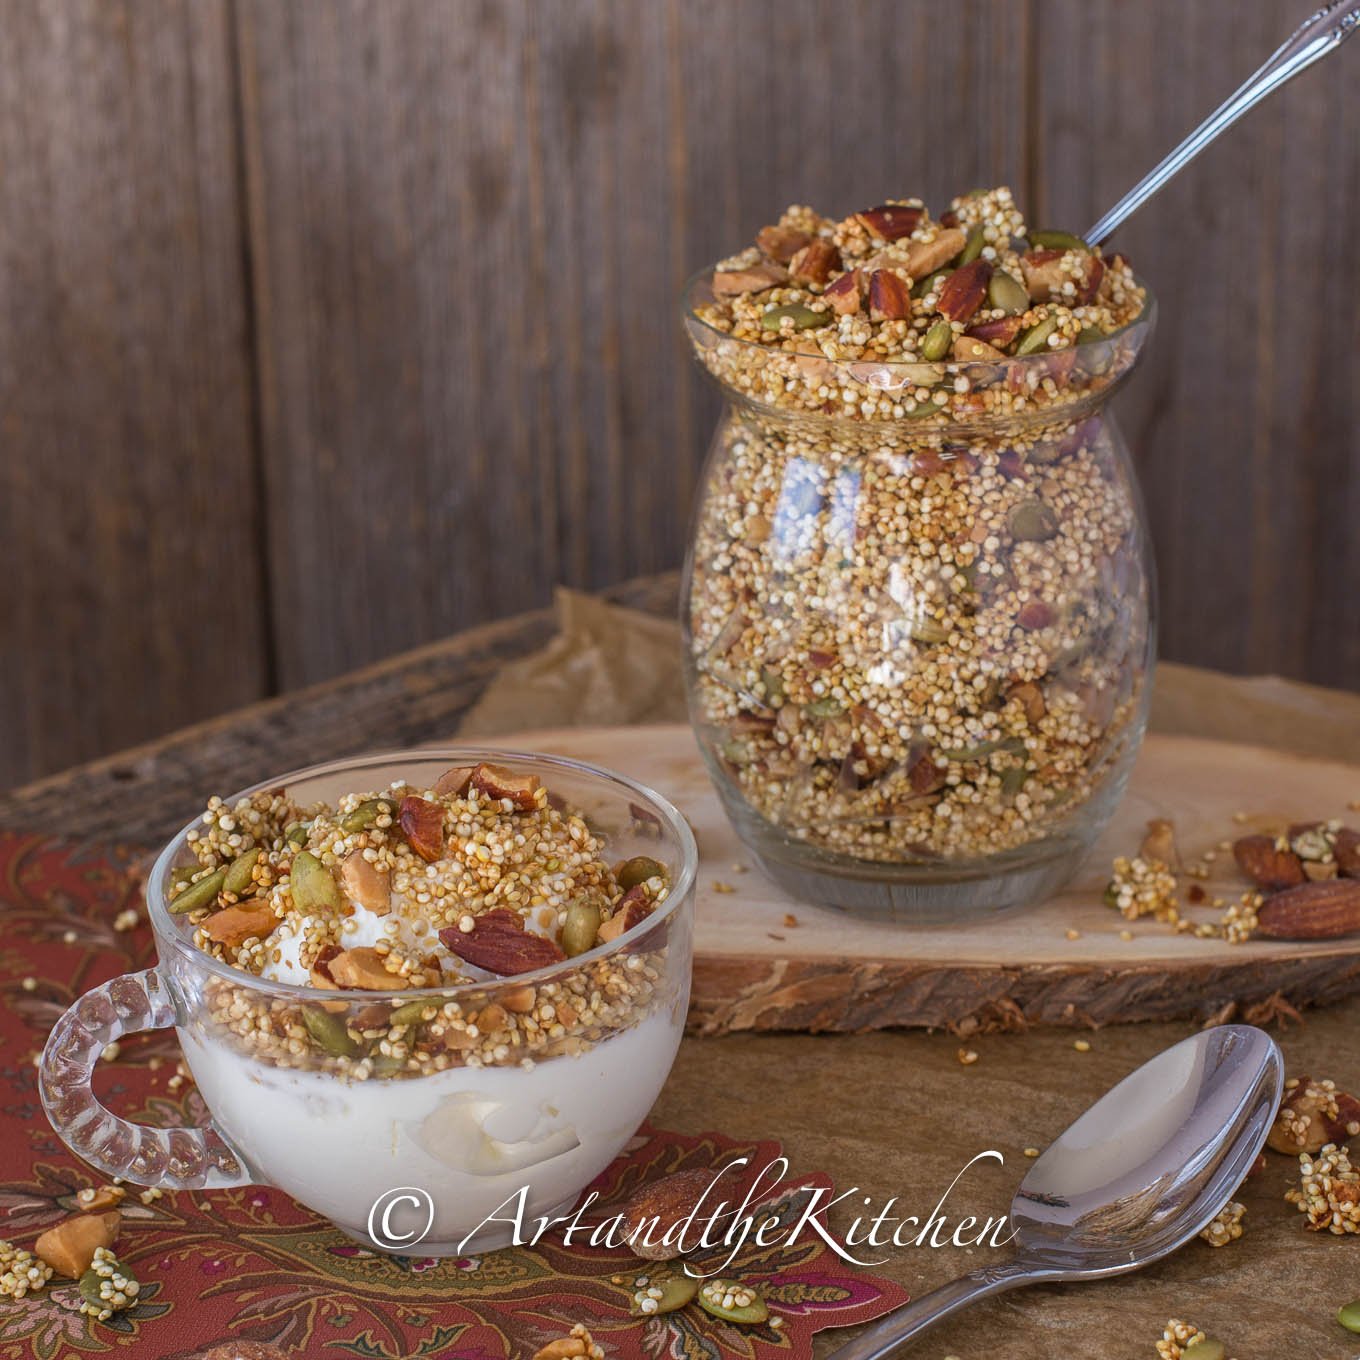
<box><xmin>1086</xmin><ymin>1</ymin><xmax>1360</xmax><ymax>245</ymax></box>
<box><xmin>827</xmin><ymin>1025</ymin><xmax>1283</xmax><ymax>1360</ymax></box>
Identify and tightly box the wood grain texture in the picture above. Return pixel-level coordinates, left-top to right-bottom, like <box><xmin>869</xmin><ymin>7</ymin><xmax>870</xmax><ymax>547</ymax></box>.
<box><xmin>1034</xmin><ymin>0</ymin><xmax>1360</xmax><ymax>689</ymax></box>
<box><xmin>0</xmin><ymin>0</ymin><xmax>270</xmax><ymax>792</ymax></box>
<box><xmin>231</xmin><ymin>0</ymin><xmax>1029</xmax><ymax>693</ymax></box>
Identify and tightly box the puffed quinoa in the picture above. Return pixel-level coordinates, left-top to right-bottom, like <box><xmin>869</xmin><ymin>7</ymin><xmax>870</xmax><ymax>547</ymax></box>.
<box><xmin>686</xmin><ymin>189</ymin><xmax>1151</xmax><ymax>871</ymax></box>
<box><xmin>0</xmin><ymin>1241</ymin><xmax>52</xmax><ymax>1299</ymax></box>
<box><xmin>1198</xmin><ymin>1200</ymin><xmax>1245</xmax><ymax>1247</ymax></box>
<box><xmin>1286</xmin><ymin>1143</ymin><xmax>1360</xmax><ymax>1233</ymax></box>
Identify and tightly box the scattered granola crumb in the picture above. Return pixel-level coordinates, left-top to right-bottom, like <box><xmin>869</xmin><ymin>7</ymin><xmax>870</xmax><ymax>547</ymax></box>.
<box><xmin>100</xmin><ymin>1043</ymin><xmax>121</xmax><ymax>1063</ymax></box>
<box><xmin>113</xmin><ymin>908</ymin><xmax>140</xmax><ymax>933</ymax></box>
<box><xmin>1233</xmin><ymin>811</ymin><xmax>1250</xmax><ymax>824</ymax></box>
<box><xmin>1199</xmin><ymin>1200</ymin><xmax>1245</xmax><ymax>1247</ymax></box>
<box><xmin>138</xmin><ymin>1187</ymin><xmax>164</xmax><ymax>1205</ymax></box>
<box><xmin>1155</xmin><ymin>1319</ymin><xmax>1228</xmax><ymax>1360</ymax></box>
<box><xmin>957</xmin><ymin>1048</ymin><xmax>979</xmax><ymax>1066</ymax></box>
<box><xmin>1065</xmin><ymin>928</ymin><xmax>1081</xmax><ymax>941</ymax></box>
<box><xmin>62</xmin><ymin>930</ymin><xmax>78</xmax><ymax>944</ymax></box>
<box><xmin>1105</xmin><ymin>855</ymin><xmax>1179</xmax><ymax>923</ymax></box>
<box><xmin>1286</xmin><ymin>1143</ymin><xmax>1360</xmax><ymax>1233</ymax></box>
<box><xmin>1023</xmin><ymin>1146</ymin><xmax>1040</xmax><ymax>1158</ymax></box>
<box><xmin>76</xmin><ymin>1185</ymin><xmax>125</xmax><ymax>1211</ymax></box>
<box><xmin>1119</xmin><ymin>929</ymin><xmax>1134</xmax><ymax>942</ymax></box>
<box><xmin>0</xmin><ymin>1242</ymin><xmax>52</xmax><ymax>1299</ymax></box>
<box><xmin>782</xmin><ymin>912</ymin><xmax>799</xmax><ymax>928</ymax></box>
<box><xmin>1074</xmin><ymin>1039</ymin><xmax>1091</xmax><ymax>1052</ymax></box>
<box><xmin>20</xmin><ymin>977</ymin><xmax>37</xmax><ymax>992</ymax></box>
<box><xmin>711</xmin><ymin>881</ymin><xmax>736</xmax><ymax>894</ymax></box>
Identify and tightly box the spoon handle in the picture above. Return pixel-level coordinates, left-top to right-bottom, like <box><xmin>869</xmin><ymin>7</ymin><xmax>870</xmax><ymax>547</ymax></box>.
<box><xmin>1086</xmin><ymin>1</ymin><xmax>1360</xmax><ymax>245</ymax></box>
<box><xmin>823</xmin><ymin>1260</ymin><xmax>1037</xmax><ymax>1360</ymax></box>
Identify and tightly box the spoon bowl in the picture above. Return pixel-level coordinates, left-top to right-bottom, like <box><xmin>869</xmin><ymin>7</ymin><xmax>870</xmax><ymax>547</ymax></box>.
<box><xmin>830</xmin><ymin>1026</ymin><xmax>1283</xmax><ymax>1359</ymax></box>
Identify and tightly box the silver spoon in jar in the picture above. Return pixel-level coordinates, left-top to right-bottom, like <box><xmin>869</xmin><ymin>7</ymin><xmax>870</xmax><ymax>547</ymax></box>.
<box><xmin>826</xmin><ymin>1025</ymin><xmax>1282</xmax><ymax>1360</ymax></box>
<box><xmin>1086</xmin><ymin>2</ymin><xmax>1360</xmax><ymax>245</ymax></box>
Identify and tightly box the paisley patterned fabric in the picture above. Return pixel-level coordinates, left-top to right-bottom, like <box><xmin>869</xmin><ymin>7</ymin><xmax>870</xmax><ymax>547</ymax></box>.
<box><xmin>0</xmin><ymin>833</ymin><xmax>908</xmax><ymax>1358</ymax></box>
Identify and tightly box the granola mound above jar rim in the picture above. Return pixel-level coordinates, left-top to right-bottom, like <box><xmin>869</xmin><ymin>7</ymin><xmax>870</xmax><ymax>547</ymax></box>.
<box><xmin>165</xmin><ymin>762</ymin><xmax>672</xmax><ymax>1077</ymax></box>
<box><xmin>686</xmin><ymin>185</ymin><xmax>1148</xmax><ymax>426</ymax></box>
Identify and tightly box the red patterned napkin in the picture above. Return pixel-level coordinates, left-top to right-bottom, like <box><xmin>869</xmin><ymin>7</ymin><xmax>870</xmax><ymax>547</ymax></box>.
<box><xmin>0</xmin><ymin>833</ymin><xmax>908</xmax><ymax>1359</ymax></box>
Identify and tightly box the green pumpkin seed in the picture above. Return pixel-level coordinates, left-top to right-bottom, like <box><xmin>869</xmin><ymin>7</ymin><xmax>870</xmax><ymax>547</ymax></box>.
<box><xmin>169</xmin><ymin>868</ymin><xmax>225</xmax><ymax>915</ymax></box>
<box><xmin>1028</xmin><ymin>229</ymin><xmax>1089</xmax><ymax>252</ymax></box>
<box><xmin>959</xmin><ymin>226</ymin><xmax>985</xmax><ymax>265</ymax></box>
<box><xmin>223</xmin><ymin>847</ymin><xmax>263</xmax><ymax>898</ymax></box>
<box><xmin>562</xmin><ymin>897</ymin><xmax>603</xmax><ymax>956</ymax></box>
<box><xmin>1076</xmin><ymin>325</ymin><xmax>1107</xmax><ymax>345</ymax></box>
<box><xmin>1337</xmin><ymin>1299</ymin><xmax>1360</xmax><ymax>1333</ymax></box>
<box><xmin>697</xmin><ymin>1278</ymin><xmax>769</xmax><ymax>1325</ymax></box>
<box><xmin>617</xmin><ymin>856</ymin><xmax>666</xmax><ymax>890</ymax></box>
<box><xmin>760</xmin><ymin>303</ymin><xmax>825</xmax><ymax>333</ymax></box>
<box><xmin>1181</xmin><ymin>1341</ymin><xmax>1225</xmax><ymax>1360</ymax></box>
<box><xmin>340</xmin><ymin>799</ymin><xmax>387</xmax><ymax>833</ymax></box>
<box><xmin>1015</xmin><ymin>315</ymin><xmax>1059</xmax><ymax>356</ymax></box>
<box><xmin>1009</xmin><ymin>498</ymin><xmax>1059</xmax><ymax>541</ymax></box>
<box><xmin>284</xmin><ymin>821</ymin><xmax>310</xmax><ymax>847</ymax></box>
<box><xmin>388</xmin><ymin>998</ymin><xmax>436</xmax><ymax>1028</ymax></box>
<box><xmin>940</xmin><ymin>740</ymin><xmax>1001</xmax><ymax>762</ymax></box>
<box><xmin>804</xmin><ymin>697</ymin><xmax>846</xmax><ymax>719</ymax></box>
<box><xmin>913</xmin><ymin>269</ymin><xmax>950</xmax><ymax>299</ymax></box>
<box><xmin>170</xmin><ymin>864</ymin><xmax>197</xmax><ymax>888</ymax></box>
<box><xmin>760</xmin><ymin>667</ymin><xmax>785</xmax><ymax>703</ymax></box>
<box><xmin>905</xmin><ymin>394</ymin><xmax>948</xmax><ymax>418</ymax></box>
<box><xmin>920</xmin><ymin>318</ymin><xmax>953</xmax><ymax>362</ymax></box>
<box><xmin>291</xmin><ymin>851</ymin><xmax>344</xmax><ymax>914</ymax></box>
<box><xmin>988</xmin><ymin>271</ymin><xmax>1029</xmax><ymax>315</ymax></box>
<box><xmin>719</xmin><ymin>739</ymin><xmax>753</xmax><ymax>766</ymax></box>
<box><xmin>369</xmin><ymin>1051</ymin><xmax>407</xmax><ymax>1076</ymax></box>
<box><xmin>302</xmin><ymin>1005</ymin><xmax>362</xmax><ymax>1058</ymax></box>
<box><xmin>632</xmin><ymin>1273</ymin><xmax>699</xmax><ymax>1316</ymax></box>
<box><xmin>910</xmin><ymin>618</ymin><xmax>949</xmax><ymax>645</ymax></box>
<box><xmin>1000</xmin><ymin>766</ymin><xmax>1031</xmax><ymax>798</ymax></box>
<box><xmin>77</xmin><ymin>1267</ymin><xmax>105</xmax><ymax>1309</ymax></box>
<box><xmin>1103</xmin><ymin>881</ymin><xmax>1120</xmax><ymax>908</ymax></box>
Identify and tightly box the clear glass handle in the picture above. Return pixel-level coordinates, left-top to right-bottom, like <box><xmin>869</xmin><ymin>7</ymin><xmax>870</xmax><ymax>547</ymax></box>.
<box><xmin>39</xmin><ymin>968</ymin><xmax>252</xmax><ymax>1189</ymax></box>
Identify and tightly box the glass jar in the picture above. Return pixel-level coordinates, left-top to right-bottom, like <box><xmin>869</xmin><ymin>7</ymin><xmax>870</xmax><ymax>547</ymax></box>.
<box><xmin>681</xmin><ymin>276</ymin><xmax>1156</xmax><ymax>920</ymax></box>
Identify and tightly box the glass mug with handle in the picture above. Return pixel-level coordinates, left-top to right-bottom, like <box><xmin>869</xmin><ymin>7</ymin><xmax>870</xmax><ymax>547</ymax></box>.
<box><xmin>40</xmin><ymin>750</ymin><xmax>696</xmax><ymax>1255</ymax></box>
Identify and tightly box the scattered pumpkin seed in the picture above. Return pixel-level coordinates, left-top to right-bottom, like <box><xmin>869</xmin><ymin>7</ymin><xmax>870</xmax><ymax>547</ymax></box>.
<box><xmin>632</xmin><ymin>1273</ymin><xmax>699</xmax><ymax>1316</ymax></box>
<box><xmin>913</xmin><ymin>268</ymin><xmax>950</xmax><ymax>299</ymax></box>
<box><xmin>988</xmin><ymin>270</ymin><xmax>1029</xmax><ymax>315</ymax></box>
<box><xmin>1015</xmin><ymin>315</ymin><xmax>1059</xmax><ymax>356</ymax></box>
<box><xmin>804</xmin><ymin>697</ymin><xmax>846</xmax><ymax>719</ymax></box>
<box><xmin>1000</xmin><ymin>766</ymin><xmax>1031</xmax><ymax>798</ymax></box>
<box><xmin>1008</xmin><ymin>499</ymin><xmax>1059</xmax><ymax>541</ymax></box>
<box><xmin>1181</xmin><ymin>1341</ymin><xmax>1225</xmax><ymax>1360</ymax></box>
<box><xmin>284</xmin><ymin>821</ymin><xmax>310</xmax><ymax>847</ymax></box>
<box><xmin>1076</xmin><ymin>325</ymin><xmax>1107</xmax><ymax>345</ymax></box>
<box><xmin>1028</xmin><ymin>228</ymin><xmax>1089</xmax><ymax>251</ymax></box>
<box><xmin>697</xmin><ymin>1279</ymin><xmax>769</xmax><ymax>1325</ymax></box>
<box><xmin>291</xmin><ymin>851</ymin><xmax>344</xmax><ymax>914</ymax></box>
<box><xmin>719</xmin><ymin>739</ymin><xmax>753</xmax><ymax>766</ymax></box>
<box><xmin>387</xmin><ymin>998</ymin><xmax>435</xmax><ymax>1028</ymax></box>
<box><xmin>905</xmin><ymin>394</ymin><xmax>948</xmax><ymax>418</ymax></box>
<box><xmin>77</xmin><ymin>1267</ymin><xmax>105</xmax><ymax>1310</ymax></box>
<box><xmin>169</xmin><ymin>864</ymin><xmax>197</xmax><ymax>889</ymax></box>
<box><xmin>910</xmin><ymin>618</ymin><xmax>949</xmax><ymax>645</ymax></box>
<box><xmin>959</xmin><ymin>225</ymin><xmax>985</xmax><ymax>265</ymax></box>
<box><xmin>302</xmin><ymin>1005</ymin><xmax>361</xmax><ymax>1058</ymax></box>
<box><xmin>340</xmin><ymin>799</ymin><xmax>386</xmax><ymax>833</ymax></box>
<box><xmin>169</xmin><ymin>869</ymin><xmax>225</xmax><ymax>915</ymax></box>
<box><xmin>223</xmin><ymin>848</ymin><xmax>262</xmax><ymax>898</ymax></box>
<box><xmin>562</xmin><ymin>897</ymin><xmax>603</xmax><ymax>956</ymax></box>
<box><xmin>760</xmin><ymin>666</ymin><xmax>785</xmax><ymax>703</ymax></box>
<box><xmin>617</xmin><ymin>856</ymin><xmax>666</xmax><ymax>890</ymax></box>
<box><xmin>760</xmin><ymin>303</ymin><xmax>825</xmax><ymax>332</ymax></box>
<box><xmin>920</xmin><ymin>318</ymin><xmax>953</xmax><ymax>361</ymax></box>
<box><xmin>1338</xmin><ymin>1299</ymin><xmax>1360</xmax><ymax>1333</ymax></box>
<box><xmin>369</xmin><ymin>1052</ymin><xmax>407</xmax><ymax>1075</ymax></box>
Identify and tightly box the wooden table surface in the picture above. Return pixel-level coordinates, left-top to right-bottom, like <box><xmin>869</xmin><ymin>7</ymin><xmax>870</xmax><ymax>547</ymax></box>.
<box><xmin>7</xmin><ymin>572</ymin><xmax>1359</xmax><ymax>1359</ymax></box>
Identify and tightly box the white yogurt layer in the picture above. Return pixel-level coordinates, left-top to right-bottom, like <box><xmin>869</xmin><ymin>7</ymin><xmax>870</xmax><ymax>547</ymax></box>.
<box><xmin>178</xmin><ymin>1006</ymin><xmax>682</xmax><ymax>1253</ymax></box>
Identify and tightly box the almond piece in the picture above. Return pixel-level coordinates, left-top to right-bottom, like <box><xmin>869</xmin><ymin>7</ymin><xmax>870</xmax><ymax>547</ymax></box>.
<box><xmin>596</xmin><ymin>886</ymin><xmax>655</xmax><ymax>944</ymax></box>
<box><xmin>500</xmin><ymin>984</ymin><xmax>536</xmax><ymax>1014</ymax></box>
<box><xmin>966</xmin><ymin>315</ymin><xmax>1025</xmax><ymax>348</ymax></box>
<box><xmin>469</xmin><ymin>763</ymin><xmax>543</xmax><ymax>812</ymax></box>
<box><xmin>1335</xmin><ymin>827</ymin><xmax>1360</xmax><ymax>878</ymax></box>
<box><xmin>433</xmin><ymin>765</ymin><xmax>475</xmax><ymax>798</ymax></box>
<box><xmin>1268</xmin><ymin>1075</ymin><xmax>1360</xmax><ymax>1155</ymax></box>
<box><xmin>328</xmin><ymin>946</ymin><xmax>408</xmax><ymax>991</ymax></box>
<box><xmin>952</xmin><ymin>335</ymin><xmax>1005</xmax><ymax>362</ymax></box>
<box><xmin>788</xmin><ymin>238</ymin><xmax>840</xmax><ymax>285</ymax></box>
<box><xmin>34</xmin><ymin>1212</ymin><xmax>121</xmax><ymax>1278</ymax></box>
<box><xmin>1016</xmin><ymin>600</ymin><xmax>1054</xmax><ymax>631</ymax></box>
<box><xmin>1233</xmin><ymin>834</ymin><xmax>1306</xmax><ymax>891</ymax></box>
<box><xmin>1019</xmin><ymin>248</ymin><xmax>1067</xmax><ymax>302</ymax></box>
<box><xmin>1075</xmin><ymin>254</ymin><xmax>1106</xmax><ymax>305</ymax></box>
<box><xmin>310</xmin><ymin>942</ymin><xmax>342</xmax><ymax>990</ymax></box>
<box><xmin>621</xmin><ymin>1167</ymin><xmax>716</xmax><ymax>1260</ymax></box>
<box><xmin>756</xmin><ymin>224</ymin><xmax>812</xmax><ymax>263</ymax></box>
<box><xmin>712</xmin><ymin>263</ymin><xmax>787</xmax><ymax>296</ymax></box>
<box><xmin>822</xmin><ymin>270</ymin><xmax>863</xmax><ymax>315</ymax></box>
<box><xmin>339</xmin><ymin>849</ymin><xmax>391</xmax><ymax>915</ymax></box>
<box><xmin>398</xmin><ymin>795</ymin><xmax>445</xmax><ymax>861</ymax></box>
<box><xmin>201</xmin><ymin>903</ymin><xmax>278</xmax><ymax>950</ymax></box>
<box><xmin>1255</xmin><ymin>879</ymin><xmax>1360</xmax><ymax>939</ymax></box>
<box><xmin>1140</xmin><ymin>818</ymin><xmax>1178</xmax><ymax>866</ymax></box>
<box><xmin>868</xmin><ymin>270</ymin><xmax>910</xmax><ymax>321</ymax></box>
<box><xmin>935</xmin><ymin>259</ymin><xmax>992</xmax><ymax>324</ymax></box>
<box><xmin>855</xmin><ymin>203</ymin><xmax>923</xmax><ymax>242</ymax></box>
<box><xmin>438</xmin><ymin>908</ymin><xmax>566</xmax><ymax>975</ymax></box>
<box><xmin>1009</xmin><ymin>681</ymin><xmax>1046</xmax><ymax>724</ymax></box>
<box><xmin>904</xmin><ymin>227</ymin><xmax>966</xmax><ymax>279</ymax></box>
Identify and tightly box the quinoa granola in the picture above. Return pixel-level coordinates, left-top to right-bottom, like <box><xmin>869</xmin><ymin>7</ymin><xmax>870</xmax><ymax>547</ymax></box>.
<box><xmin>166</xmin><ymin>762</ymin><xmax>674</xmax><ymax>1078</ymax></box>
<box><xmin>684</xmin><ymin>187</ymin><xmax>1152</xmax><ymax>866</ymax></box>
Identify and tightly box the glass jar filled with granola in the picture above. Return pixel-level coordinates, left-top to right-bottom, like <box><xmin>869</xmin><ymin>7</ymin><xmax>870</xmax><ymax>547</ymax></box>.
<box><xmin>682</xmin><ymin>187</ymin><xmax>1155</xmax><ymax>919</ymax></box>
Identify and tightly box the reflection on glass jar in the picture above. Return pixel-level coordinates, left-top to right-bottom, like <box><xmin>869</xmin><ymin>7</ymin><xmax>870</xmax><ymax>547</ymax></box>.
<box><xmin>682</xmin><ymin>283</ymin><xmax>1156</xmax><ymax>920</ymax></box>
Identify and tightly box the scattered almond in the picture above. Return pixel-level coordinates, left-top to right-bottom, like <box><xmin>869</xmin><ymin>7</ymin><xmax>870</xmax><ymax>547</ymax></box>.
<box><xmin>338</xmin><ymin>849</ymin><xmax>391</xmax><ymax>915</ymax></box>
<box><xmin>1268</xmin><ymin>1075</ymin><xmax>1360</xmax><ymax>1155</ymax></box>
<box><xmin>755</xmin><ymin>223</ymin><xmax>812</xmax><ymax>263</ymax></box>
<box><xmin>1232</xmin><ymin>835</ymin><xmax>1305</xmax><ymax>891</ymax></box>
<box><xmin>904</xmin><ymin>227</ymin><xmax>966</xmax><ymax>279</ymax></box>
<box><xmin>398</xmin><ymin>795</ymin><xmax>445</xmax><ymax>862</ymax></box>
<box><xmin>1255</xmin><ymin>880</ymin><xmax>1360</xmax><ymax>940</ymax></box>
<box><xmin>868</xmin><ymin>269</ymin><xmax>911</xmax><ymax>321</ymax></box>
<box><xmin>788</xmin><ymin>238</ymin><xmax>840</xmax><ymax>285</ymax></box>
<box><xmin>713</xmin><ymin>263</ymin><xmax>787</xmax><ymax>296</ymax></box>
<box><xmin>855</xmin><ymin>202</ymin><xmax>923</xmax><ymax>241</ymax></box>
<box><xmin>622</xmin><ymin>1167</ymin><xmax>716</xmax><ymax>1260</ymax></box>
<box><xmin>936</xmin><ymin>258</ymin><xmax>992</xmax><ymax>323</ymax></box>
<box><xmin>200</xmin><ymin>903</ymin><xmax>278</xmax><ymax>950</ymax></box>
<box><xmin>822</xmin><ymin>270</ymin><xmax>863</xmax><ymax>314</ymax></box>
<box><xmin>469</xmin><ymin>763</ymin><xmax>543</xmax><ymax>811</ymax></box>
<box><xmin>432</xmin><ymin>765</ymin><xmax>475</xmax><ymax>798</ymax></box>
<box><xmin>438</xmin><ymin>907</ymin><xmax>566</xmax><ymax>975</ymax></box>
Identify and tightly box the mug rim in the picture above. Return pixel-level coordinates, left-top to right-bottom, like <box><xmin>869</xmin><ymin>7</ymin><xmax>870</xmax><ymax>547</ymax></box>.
<box><xmin>145</xmin><ymin>746</ymin><xmax>698</xmax><ymax>1004</ymax></box>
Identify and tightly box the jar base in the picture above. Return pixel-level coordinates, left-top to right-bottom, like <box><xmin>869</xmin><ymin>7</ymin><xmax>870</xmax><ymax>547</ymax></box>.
<box><xmin>747</xmin><ymin>831</ymin><xmax>1090</xmax><ymax>924</ymax></box>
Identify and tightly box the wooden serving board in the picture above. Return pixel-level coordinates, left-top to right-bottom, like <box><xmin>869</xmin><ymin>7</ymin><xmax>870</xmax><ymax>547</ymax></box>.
<box><xmin>488</xmin><ymin>724</ymin><xmax>1360</xmax><ymax>1035</ymax></box>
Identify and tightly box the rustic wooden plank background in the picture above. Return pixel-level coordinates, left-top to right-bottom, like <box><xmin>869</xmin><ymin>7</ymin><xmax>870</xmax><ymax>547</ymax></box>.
<box><xmin>1</xmin><ymin>0</ymin><xmax>1356</xmax><ymax>792</ymax></box>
